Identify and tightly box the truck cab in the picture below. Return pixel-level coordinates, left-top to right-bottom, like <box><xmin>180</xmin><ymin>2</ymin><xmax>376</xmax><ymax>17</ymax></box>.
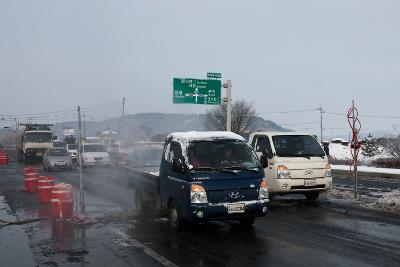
<box><xmin>17</xmin><ymin>124</ymin><xmax>54</xmax><ymax>162</ymax></box>
<box><xmin>248</xmin><ymin>132</ymin><xmax>332</xmax><ymax>201</ymax></box>
<box><xmin>158</xmin><ymin>131</ymin><xmax>269</xmax><ymax>229</ymax></box>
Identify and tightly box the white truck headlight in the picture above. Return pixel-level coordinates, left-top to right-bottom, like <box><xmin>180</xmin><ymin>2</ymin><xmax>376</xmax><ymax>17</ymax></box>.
<box><xmin>259</xmin><ymin>179</ymin><xmax>269</xmax><ymax>199</ymax></box>
<box><xmin>190</xmin><ymin>184</ymin><xmax>208</xmax><ymax>204</ymax></box>
<box><xmin>277</xmin><ymin>165</ymin><xmax>291</xmax><ymax>178</ymax></box>
<box><xmin>325</xmin><ymin>163</ymin><xmax>332</xmax><ymax>177</ymax></box>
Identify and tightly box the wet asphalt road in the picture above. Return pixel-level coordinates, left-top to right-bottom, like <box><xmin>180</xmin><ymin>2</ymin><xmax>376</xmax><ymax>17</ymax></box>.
<box><xmin>1</xmin><ymin>151</ymin><xmax>400</xmax><ymax>266</ymax></box>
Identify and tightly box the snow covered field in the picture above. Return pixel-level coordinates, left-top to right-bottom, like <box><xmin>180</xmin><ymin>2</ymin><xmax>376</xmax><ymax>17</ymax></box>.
<box><xmin>329</xmin><ymin>143</ymin><xmax>391</xmax><ymax>163</ymax></box>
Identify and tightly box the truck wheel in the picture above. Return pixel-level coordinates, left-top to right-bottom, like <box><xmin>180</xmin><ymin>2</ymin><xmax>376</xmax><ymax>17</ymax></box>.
<box><xmin>305</xmin><ymin>191</ymin><xmax>319</xmax><ymax>201</ymax></box>
<box><xmin>168</xmin><ymin>202</ymin><xmax>184</xmax><ymax>231</ymax></box>
<box><xmin>239</xmin><ymin>217</ymin><xmax>255</xmax><ymax>227</ymax></box>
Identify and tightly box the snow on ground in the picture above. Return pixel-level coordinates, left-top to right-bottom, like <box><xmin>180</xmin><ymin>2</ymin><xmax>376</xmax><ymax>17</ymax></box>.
<box><xmin>329</xmin><ymin>143</ymin><xmax>391</xmax><ymax>162</ymax></box>
<box><xmin>332</xmin><ymin>165</ymin><xmax>400</xmax><ymax>175</ymax></box>
<box><xmin>373</xmin><ymin>190</ymin><xmax>400</xmax><ymax>213</ymax></box>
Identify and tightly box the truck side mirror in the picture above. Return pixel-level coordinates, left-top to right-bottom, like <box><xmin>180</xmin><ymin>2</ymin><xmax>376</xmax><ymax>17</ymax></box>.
<box><xmin>260</xmin><ymin>155</ymin><xmax>268</xmax><ymax>168</ymax></box>
<box><xmin>173</xmin><ymin>158</ymin><xmax>185</xmax><ymax>173</ymax></box>
<box><xmin>323</xmin><ymin>146</ymin><xmax>330</xmax><ymax>156</ymax></box>
<box><xmin>263</xmin><ymin>149</ymin><xmax>273</xmax><ymax>159</ymax></box>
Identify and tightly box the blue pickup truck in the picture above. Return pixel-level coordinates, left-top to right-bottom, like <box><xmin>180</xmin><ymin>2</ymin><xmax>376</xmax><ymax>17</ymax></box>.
<box><xmin>124</xmin><ymin>131</ymin><xmax>270</xmax><ymax>230</ymax></box>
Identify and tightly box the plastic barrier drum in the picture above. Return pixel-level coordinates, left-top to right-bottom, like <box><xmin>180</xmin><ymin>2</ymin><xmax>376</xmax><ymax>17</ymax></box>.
<box><xmin>24</xmin><ymin>167</ymin><xmax>36</xmax><ymax>174</ymax></box>
<box><xmin>0</xmin><ymin>153</ymin><xmax>9</xmax><ymax>165</ymax></box>
<box><xmin>37</xmin><ymin>176</ymin><xmax>55</xmax><ymax>203</ymax></box>
<box><xmin>51</xmin><ymin>183</ymin><xmax>74</xmax><ymax>220</ymax></box>
<box><xmin>24</xmin><ymin>172</ymin><xmax>39</xmax><ymax>192</ymax></box>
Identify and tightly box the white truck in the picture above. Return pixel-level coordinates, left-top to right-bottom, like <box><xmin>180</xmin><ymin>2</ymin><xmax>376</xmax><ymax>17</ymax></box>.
<box><xmin>17</xmin><ymin>124</ymin><xmax>54</xmax><ymax>162</ymax></box>
<box><xmin>248</xmin><ymin>132</ymin><xmax>332</xmax><ymax>201</ymax></box>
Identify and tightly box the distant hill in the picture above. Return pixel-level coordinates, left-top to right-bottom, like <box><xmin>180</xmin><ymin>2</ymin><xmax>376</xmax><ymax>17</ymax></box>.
<box><xmin>51</xmin><ymin>113</ymin><xmax>290</xmax><ymax>143</ymax></box>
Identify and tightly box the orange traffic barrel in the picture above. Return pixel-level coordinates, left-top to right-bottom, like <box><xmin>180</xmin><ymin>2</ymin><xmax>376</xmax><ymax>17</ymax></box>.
<box><xmin>24</xmin><ymin>167</ymin><xmax>36</xmax><ymax>175</ymax></box>
<box><xmin>51</xmin><ymin>183</ymin><xmax>74</xmax><ymax>220</ymax></box>
<box><xmin>37</xmin><ymin>176</ymin><xmax>55</xmax><ymax>203</ymax></box>
<box><xmin>24</xmin><ymin>172</ymin><xmax>38</xmax><ymax>192</ymax></box>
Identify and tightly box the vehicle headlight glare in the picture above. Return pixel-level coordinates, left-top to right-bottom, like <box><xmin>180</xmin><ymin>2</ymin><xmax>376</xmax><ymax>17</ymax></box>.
<box><xmin>191</xmin><ymin>184</ymin><xmax>208</xmax><ymax>204</ymax></box>
<box><xmin>277</xmin><ymin>165</ymin><xmax>291</xmax><ymax>178</ymax></box>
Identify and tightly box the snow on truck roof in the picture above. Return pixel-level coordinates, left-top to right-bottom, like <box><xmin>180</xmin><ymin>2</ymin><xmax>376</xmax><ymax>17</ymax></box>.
<box><xmin>167</xmin><ymin>131</ymin><xmax>245</xmax><ymax>142</ymax></box>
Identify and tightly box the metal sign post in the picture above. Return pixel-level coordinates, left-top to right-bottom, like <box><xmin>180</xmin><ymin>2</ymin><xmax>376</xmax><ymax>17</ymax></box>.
<box><xmin>222</xmin><ymin>80</ymin><xmax>232</xmax><ymax>132</ymax></box>
<box><xmin>347</xmin><ymin>100</ymin><xmax>361</xmax><ymax>200</ymax></box>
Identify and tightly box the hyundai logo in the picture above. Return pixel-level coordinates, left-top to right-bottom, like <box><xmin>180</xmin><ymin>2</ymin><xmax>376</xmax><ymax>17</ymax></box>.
<box><xmin>228</xmin><ymin>191</ymin><xmax>241</xmax><ymax>199</ymax></box>
<box><xmin>305</xmin><ymin>169</ymin><xmax>313</xmax><ymax>176</ymax></box>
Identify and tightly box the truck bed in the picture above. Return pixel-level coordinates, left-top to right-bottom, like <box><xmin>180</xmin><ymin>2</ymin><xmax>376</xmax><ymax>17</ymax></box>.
<box><xmin>123</xmin><ymin>164</ymin><xmax>160</xmax><ymax>195</ymax></box>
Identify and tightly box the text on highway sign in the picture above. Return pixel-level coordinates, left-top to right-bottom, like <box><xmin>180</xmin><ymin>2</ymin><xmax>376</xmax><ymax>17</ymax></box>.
<box><xmin>173</xmin><ymin>78</ymin><xmax>221</xmax><ymax>105</ymax></box>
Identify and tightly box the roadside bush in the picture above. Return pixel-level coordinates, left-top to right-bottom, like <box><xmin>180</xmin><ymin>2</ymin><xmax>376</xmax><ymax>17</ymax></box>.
<box><xmin>371</xmin><ymin>158</ymin><xmax>400</xmax><ymax>169</ymax></box>
<box><xmin>328</xmin><ymin>157</ymin><xmax>352</xmax><ymax>165</ymax></box>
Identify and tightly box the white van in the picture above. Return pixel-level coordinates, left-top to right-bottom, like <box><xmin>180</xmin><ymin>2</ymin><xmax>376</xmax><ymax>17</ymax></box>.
<box><xmin>81</xmin><ymin>143</ymin><xmax>111</xmax><ymax>167</ymax></box>
<box><xmin>248</xmin><ymin>132</ymin><xmax>332</xmax><ymax>200</ymax></box>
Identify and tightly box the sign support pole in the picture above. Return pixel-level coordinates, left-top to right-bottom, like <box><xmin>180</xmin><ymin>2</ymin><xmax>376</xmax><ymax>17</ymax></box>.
<box><xmin>224</xmin><ymin>80</ymin><xmax>232</xmax><ymax>132</ymax></box>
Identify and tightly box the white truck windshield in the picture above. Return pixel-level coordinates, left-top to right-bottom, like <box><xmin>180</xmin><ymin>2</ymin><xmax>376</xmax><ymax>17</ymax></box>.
<box><xmin>272</xmin><ymin>135</ymin><xmax>325</xmax><ymax>158</ymax></box>
<box><xmin>84</xmin><ymin>144</ymin><xmax>106</xmax><ymax>152</ymax></box>
<box><xmin>25</xmin><ymin>132</ymin><xmax>52</xmax><ymax>143</ymax></box>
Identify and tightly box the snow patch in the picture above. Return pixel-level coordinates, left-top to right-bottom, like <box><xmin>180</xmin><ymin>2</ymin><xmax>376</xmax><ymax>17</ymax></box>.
<box><xmin>332</xmin><ymin>165</ymin><xmax>400</xmax><ymax>175</ymax></box>
<box><xmin>373</xmin><ymin>190</ymin><xmax>400</xmax><ymax>213</ymax></box>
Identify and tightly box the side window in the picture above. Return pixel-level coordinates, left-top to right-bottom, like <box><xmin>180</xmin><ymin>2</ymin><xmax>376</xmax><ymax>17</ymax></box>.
<box><xmin>164</xmin><ymin>141</ymin><xmax>183</xmax><ymax>162</ymax></box>
<box><xmin>255</xmin><ymin>136</ymin><xmax>272</xmax><ymax>154</ymax></box>
<box><xmin>251</xmin><ymin>136</ymin><xmax>257</xmax><ymax>148</ymax></box>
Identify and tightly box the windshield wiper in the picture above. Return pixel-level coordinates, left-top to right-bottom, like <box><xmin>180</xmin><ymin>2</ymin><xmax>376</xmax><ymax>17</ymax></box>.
<box><xmin>191</xmin><ymin>167</ymin><xmax>217</xmax><ymax>171</ymax></box>
<box><xmin>299</xmin><ymin>154</ymin><xmax>325</xmax><ymax>159</ymax></box>
<box><xmin>222</xmin><ymin>166</ymin><xmax>259</xmax><ymax>173</ymax></box>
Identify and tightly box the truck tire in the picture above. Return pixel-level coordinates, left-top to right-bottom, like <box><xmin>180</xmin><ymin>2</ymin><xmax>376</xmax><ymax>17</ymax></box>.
<box><xmin>168</xmin><ymin>202</ymin><xmax>184</xmax><ymax>232</ymax></box>
<box><xmin>239</xmin><ymin>217</ymin><xmax>255</xmax><ymax>227</ymax></box>
<box><xmin>305</xmin><ymin>191</ymin><xmax>319</xmax><ymax>201</ymax></box>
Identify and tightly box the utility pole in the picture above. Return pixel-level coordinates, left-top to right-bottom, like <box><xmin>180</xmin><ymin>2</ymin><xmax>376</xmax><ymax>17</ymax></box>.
<box><xmin>317</xmin><ymin>107</ymin><xmax>325</xmax><ymax>142</ymax></box>
<box><xmin>121</xmin><ymin>97</ymin><xmax>126</xmax><ymax>144</ymax></box>
<box><xmin>222</xmin><ymin>81</ymin><xmax>232</xmax><ymax>132</ymax></box>
<box><xmin>77</xmin><ymin>106</ymin><xmax>85</xmax><ymax>214</ymax></box>
<box><xmin>83</xmin><ymin>113</ymin><xmax>86</xmax><ymax>140</ymax></box>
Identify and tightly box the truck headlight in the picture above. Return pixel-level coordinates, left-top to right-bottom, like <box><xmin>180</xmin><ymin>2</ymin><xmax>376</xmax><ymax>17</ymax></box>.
<box><xmin>190</xmin><ymin>184</ymin><xmax>208</xmax><ymax>204</ymax></box>
<box><xmin>325</xmin><ymin>163</ymin><xmax>332</xmax><ymax>177</ymax></box>
<box><xmin>277</xmin><ymin>165</ymin><xmax>291</xmax><ymax>178</ymax></box>
<box><xmin>259</xmin><ymin>179</ymin><xmax>269</xmax><ymax>199</ymax></box>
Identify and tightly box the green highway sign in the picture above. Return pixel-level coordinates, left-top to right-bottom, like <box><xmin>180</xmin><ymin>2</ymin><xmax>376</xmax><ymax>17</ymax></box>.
<box><xmin>207</xmin><ymin>72</ymin><xmax>221</xmax><ymax>79</ymax></box>
<box><xmin>173</xmin><ymin>78</ymin><xmax>221</xmax><ymax>105</ymax></box>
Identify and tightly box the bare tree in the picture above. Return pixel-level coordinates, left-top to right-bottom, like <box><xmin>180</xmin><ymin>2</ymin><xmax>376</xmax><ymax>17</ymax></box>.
<box><xmin>382</xmin><ymin>136</ymin><xmax>400</xmax><ymax>158</ymax></box>
<box><xmin>204</xmin><ymin>100</ymin><xmax>257</xmax><ymax>135</ymax></box>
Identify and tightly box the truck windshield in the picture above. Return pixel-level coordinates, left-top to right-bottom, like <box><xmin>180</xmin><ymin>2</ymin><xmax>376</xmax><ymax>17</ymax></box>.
<box><xmin>25</xmin><ymin>132</ymin><xmax>52</xmax><ymax>143</ymax></box>
<box><xmin>49</xmin><ymin>148</ymin><xmax>69</xmax><ymax>156</ymax></box>
<box><xmin>84</xmin><ymin>144</ymin><xmax>106</xmax><ymax>152</ymax></box>
<box><xmin>67</xmin><ymin>144</ymin><xmax>77</xmax><ymax>150</ymax></box>
<box><xmin>272</xmin><ymin>135</ymin><xmax>325</xmax><ymax>157</ymax></box>
<box><xmin>188</xmin><ymin>141</ymin><xmax>260</xmax><ymax>170</ymax></box>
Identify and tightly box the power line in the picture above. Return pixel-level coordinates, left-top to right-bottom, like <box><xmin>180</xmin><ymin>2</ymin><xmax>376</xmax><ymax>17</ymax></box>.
<box><xmin>258</xmin><ymin>108</ymin><xmax>318</xmax><ymax>114</ymax></box>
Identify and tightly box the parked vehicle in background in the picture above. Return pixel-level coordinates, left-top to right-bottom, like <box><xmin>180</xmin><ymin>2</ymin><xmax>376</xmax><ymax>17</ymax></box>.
<box><xmin>53</xmin><ymin>140</ymin><xmax>67</xmax><ymax>148</ymax></box>
<box><xmin>17</xmin><ymin>124</ymin><xmax>54</xmax><ymax>162</ymax></box>
<box><xmin>43</xmin><ymin>147</ymin><xmax>72</xmax><ymax>171</ymax></box>
<box><xmin>123</xmin><ymin>131</ymin><xmax>270</xmax><ymax>231</ymax></box>
<box><xmin>66</xmin><ymin>143</ymin><xmax>78</xmax><ymax>163</ymax></box>
<box><xmin>249</xmin><ymin>132</ymin><xmax>332</xmax><ymax>201</ymax></box>
<box><xmin>82</xmin><ymin>143</ymin><xmax>111</xmax><ymax>167</ymax></box>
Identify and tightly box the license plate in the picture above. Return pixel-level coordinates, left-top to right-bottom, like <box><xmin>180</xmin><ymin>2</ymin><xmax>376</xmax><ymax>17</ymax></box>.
<box><xmin>304</xmin><ymin>179</ymin><xmax>317</xmax><ymax>187</ymax></box>
<box><xmin>36</xmin><ymin>153</ymin><xmax>43</xmax><ymax>157</ymax></box>
<box><xmin>227</xmin><ymin>203</ymin><xmax>245</xmax><ymax>214</ymax></box>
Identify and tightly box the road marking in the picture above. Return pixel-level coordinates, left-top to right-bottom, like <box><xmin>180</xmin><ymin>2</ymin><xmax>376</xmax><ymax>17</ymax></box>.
<box><xmin>111</xmin><ymin>227</ymin><xmax>178</xmax><ymax>267</ymax></box>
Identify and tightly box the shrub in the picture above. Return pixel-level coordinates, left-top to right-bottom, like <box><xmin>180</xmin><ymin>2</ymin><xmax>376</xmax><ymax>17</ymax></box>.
<box><xmin>372</xmin><ymin>158</ymin><xmax>400</xmax><ymax>169</ymax></box>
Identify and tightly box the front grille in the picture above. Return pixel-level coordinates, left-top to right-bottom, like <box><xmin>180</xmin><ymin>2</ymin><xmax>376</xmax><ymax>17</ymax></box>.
<box><xmin>207</xmin><ymin>188</ymin><xmax>258</xmax><ymax>204</ymax></box>
<box><xmin>94</xmin><ymin>157</ymin><xmax>103</xmax><ymax>160</ymax></box>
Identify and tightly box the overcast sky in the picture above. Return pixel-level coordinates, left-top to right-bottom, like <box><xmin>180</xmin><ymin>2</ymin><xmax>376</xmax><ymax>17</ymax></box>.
<box><xmin>1</xmin><ymin>0</ymin><xmax>399</xmax><ymax>138</ymax></box>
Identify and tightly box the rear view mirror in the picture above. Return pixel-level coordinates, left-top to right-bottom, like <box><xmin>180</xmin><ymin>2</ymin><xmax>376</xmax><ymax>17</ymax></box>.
<box><xmin>173</xmin><ymin>158</ymin><xmax>186</xmax><ymax>173</ymax></box>
<box><xmin>260</xmin><ymin>155</ymin><xmax>268</xmax><ymax>168</ymax></box>
<box><xmin>263</xmin><ymin>149</ymin><xmax>273</xmax><ymax>159</ymax></box>
<box><xmin>323</xmin><ymin>146</ymin><xmax>330</xmax><ymax>156</ymax></box>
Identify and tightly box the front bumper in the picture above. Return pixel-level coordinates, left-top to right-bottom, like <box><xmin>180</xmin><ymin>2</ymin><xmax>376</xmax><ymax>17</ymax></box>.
<box><xmin>269</xmin><ymin>177</ymin><xmax>332</xmax><ymax>194</ymax></box>
<box><xmin>49</xmin><ymin>163</ymin><xmax>72</xmax><ymax>169</ymax></box>
<box><xmin>184</xmin><ymin>199</ymin><xmax>270</xmax><ymax>222</ymax></box>
<box><xmin>83</xmin><ymin>160</ymin><xmax>112</xmax><ymax>166</ymax></box>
